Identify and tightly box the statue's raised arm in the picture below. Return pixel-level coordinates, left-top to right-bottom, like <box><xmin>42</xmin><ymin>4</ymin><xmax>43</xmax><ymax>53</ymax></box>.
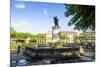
<box><xmin>53</xmin><ymin>16</ymin><xmax>59</xmax><ymax>26</ymax></box>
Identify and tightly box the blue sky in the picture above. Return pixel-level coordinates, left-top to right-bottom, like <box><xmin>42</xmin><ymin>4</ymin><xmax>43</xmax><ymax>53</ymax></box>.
<box><xmin>11</xmin><ymin>0</ymin><xmax>77</xmax><ymax>34</ymax></box>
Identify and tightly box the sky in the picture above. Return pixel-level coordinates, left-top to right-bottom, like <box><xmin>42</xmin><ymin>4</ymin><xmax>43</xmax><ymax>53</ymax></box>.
<box><xmin>11</xmin><ymin>0</ymin><xmax>78</xmax><ymax>34</ymax></box>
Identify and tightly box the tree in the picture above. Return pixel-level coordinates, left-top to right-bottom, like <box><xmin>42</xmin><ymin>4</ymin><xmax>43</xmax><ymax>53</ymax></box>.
<box><xmin>60</xmin><ymin>33</ymin><xmax>69</xmax><ymax>43</ymax></box>
<box><xmin>36</xmin><ymin>33</ymin><xmax>46</xmax><ymax>45</ymax></box>
<box><xmin>74</xmin><ymin>32</ymin><xmax>95</xmax><ymax>44</ymax></box>
<box><xmin>25</xmin><ymin>33</ymin><xmax>34</xmax><ymax>39</ymax></box>
<box><xmin>10</xmin><ymin>27</ymin><xmax>17</xmax><ymax>38</ymax></box>
<box><xmin>17</xmin><ymin>32</ymin><xmax>27</xmax><ymax>39</ymax></box>
<box><xmin>82</xmin><ymin>32</ymin><xmax>95</xmax><ymax>42</ymax></box>
<box><xmin>10</xmin><ymin>32</ymin><xmax>17</xmax><ymax>38</ymax></box>
<box><xmin>64</xmin><ymin>4</ymin><xmax>95</xmax><ymax>31</ymax></box>
<box><xmin>73</xmin><ymin>35</ymin><xmax>79</xmax><ymax>43</ymax></box>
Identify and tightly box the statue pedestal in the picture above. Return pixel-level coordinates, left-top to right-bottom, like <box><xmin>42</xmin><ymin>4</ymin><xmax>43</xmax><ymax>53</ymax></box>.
<box><xmin>52</xmin><ymin>26</ymin><xmax>60</xmax><ymax>42</ymax></box>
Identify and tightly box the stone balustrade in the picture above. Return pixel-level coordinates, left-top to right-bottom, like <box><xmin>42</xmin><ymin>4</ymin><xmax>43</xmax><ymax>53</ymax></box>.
<box><xmin>23</xmin><ymin>46</ymin><xmax>83</xmax><ymax>58</ymax></box>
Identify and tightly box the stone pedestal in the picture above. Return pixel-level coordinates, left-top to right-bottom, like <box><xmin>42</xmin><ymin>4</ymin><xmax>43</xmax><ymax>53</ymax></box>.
<box><xmin>52</xmin><ymin>26</ymin><xmax>60</xmax><ymax>42</ymax></box>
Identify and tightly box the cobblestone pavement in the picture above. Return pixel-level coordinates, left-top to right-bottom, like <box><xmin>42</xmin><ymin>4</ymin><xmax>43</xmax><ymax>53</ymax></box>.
<box><xmin>10</xmin><ymin>51</ymin><xmax>95</xmax><ymax>67</ymax></box>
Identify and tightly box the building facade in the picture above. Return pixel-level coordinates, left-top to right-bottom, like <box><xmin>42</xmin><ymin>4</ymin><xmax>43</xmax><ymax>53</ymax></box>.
<box><xmin>46</xmin><ymin>31</ymin><xmax>78</xmax><ymax>44</ymax></box>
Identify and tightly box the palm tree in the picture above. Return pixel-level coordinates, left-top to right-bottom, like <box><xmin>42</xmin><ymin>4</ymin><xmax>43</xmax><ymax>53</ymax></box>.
<box><xmin>36</xmin><ymin>33</ymin><xmax>46</xmax><ymax>46</ymax></box>
<box><xmin>64</xmin><ymin>5</ymin><xmax>95</xmax><ymax>31</ymax></box>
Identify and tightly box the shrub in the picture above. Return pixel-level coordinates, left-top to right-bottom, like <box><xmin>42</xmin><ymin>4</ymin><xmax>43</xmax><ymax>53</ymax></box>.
<box><xmin>10</xmin><ymin>42</ymin><xmax>18</xmax><ymax>50</ymax></box>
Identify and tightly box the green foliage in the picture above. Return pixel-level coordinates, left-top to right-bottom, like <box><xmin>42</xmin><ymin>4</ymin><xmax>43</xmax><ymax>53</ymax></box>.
<box><xmin>36</xmin><ymin>33</ymin><xmax>46</xmax><ymax>45</ymax></box>
<box><xmin>10</xmin><ymin>32</ymin><xmax>35</xmax><ymax>39</ymax></box>
<box><xmin>60</xmin><ymin>33</ymin><xmax>69</xmax><ymax>43</ymax></box>
<box><xmin>64</xmin><ymin>4</ymin><xmax>95</xmax><ymax>31</ymax></box>
<box><xmin>10</xmin><ymin>42</ymin><xmax>18</xmax><ymax>49</ymax></box>
<box><xmin>22</xmin><ymin>42</ymin><xmax>27</xmax><ymax>49</ymax></box>
<box><xmin>80</xmin><ymin>32</ymin><xmax>95</xmax><ymax>40</ymax></box>
<box><xmin>37</xmin><ymin>33</ymin><xmax>46</xmax><ymax>39</ymax></box>
<box><xmin>60</xmin><ymin>34</ymin><xmax>69</xmax><ymax>40</ymax></box>
<box><xmin>10</xmin><ymin>32</ymin><xmax>47</xmax><ymax>47</ymax></box>
<box><xmin>73</xmin><ymin>32</ymin><xmax>95</xmax><ymax>43</ymax></box>
<box><xmin>10</xmin><ymin>32</ymin><xmax>37</xmax><ymax>49</ymax></box>
<box><xmin>10</xmin><ymin>42</ymin><xmax>30</xmax><ymax>50</ymax></box>
<box><xmin>73</xmin><ymin>35</ymin><xmax>79</xmax><ymax>42</ymax></box>
<box><xmin>17</xmin><ymin>32</ymin><xmax>27</xmax><ymax>39</ymax></box>
<box><xmin>10</xmin><ymin>32</ymin><xmax>17</xmax><ymax>38</ymax></box>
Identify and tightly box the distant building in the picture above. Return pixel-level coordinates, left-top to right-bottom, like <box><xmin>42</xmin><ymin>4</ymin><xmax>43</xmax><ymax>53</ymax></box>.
<box><xmin>46</xmin><ymin>31</ymin><xmax>78</xmax><ymax>43</ymax></box>
<box><xmin>60</xmin><ymin>31</ymin><xmax>78</xmax><ymax>43</ymax></box>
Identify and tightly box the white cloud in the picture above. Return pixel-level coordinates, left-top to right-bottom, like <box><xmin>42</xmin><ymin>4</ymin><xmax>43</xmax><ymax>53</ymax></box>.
<box><xmin>11</xmin><ymin>21</ymin><xmax>34</xmax><ymax>33</ymax></box>
<box><xmin>15</xmin><ymin>3</ymin><xmax>26</xmax><ymax>9</ymax></box>
<box><xmin>43</xmin><ymin>8</ymin><xmax>48</xmax><ymax>16</ymax></box>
